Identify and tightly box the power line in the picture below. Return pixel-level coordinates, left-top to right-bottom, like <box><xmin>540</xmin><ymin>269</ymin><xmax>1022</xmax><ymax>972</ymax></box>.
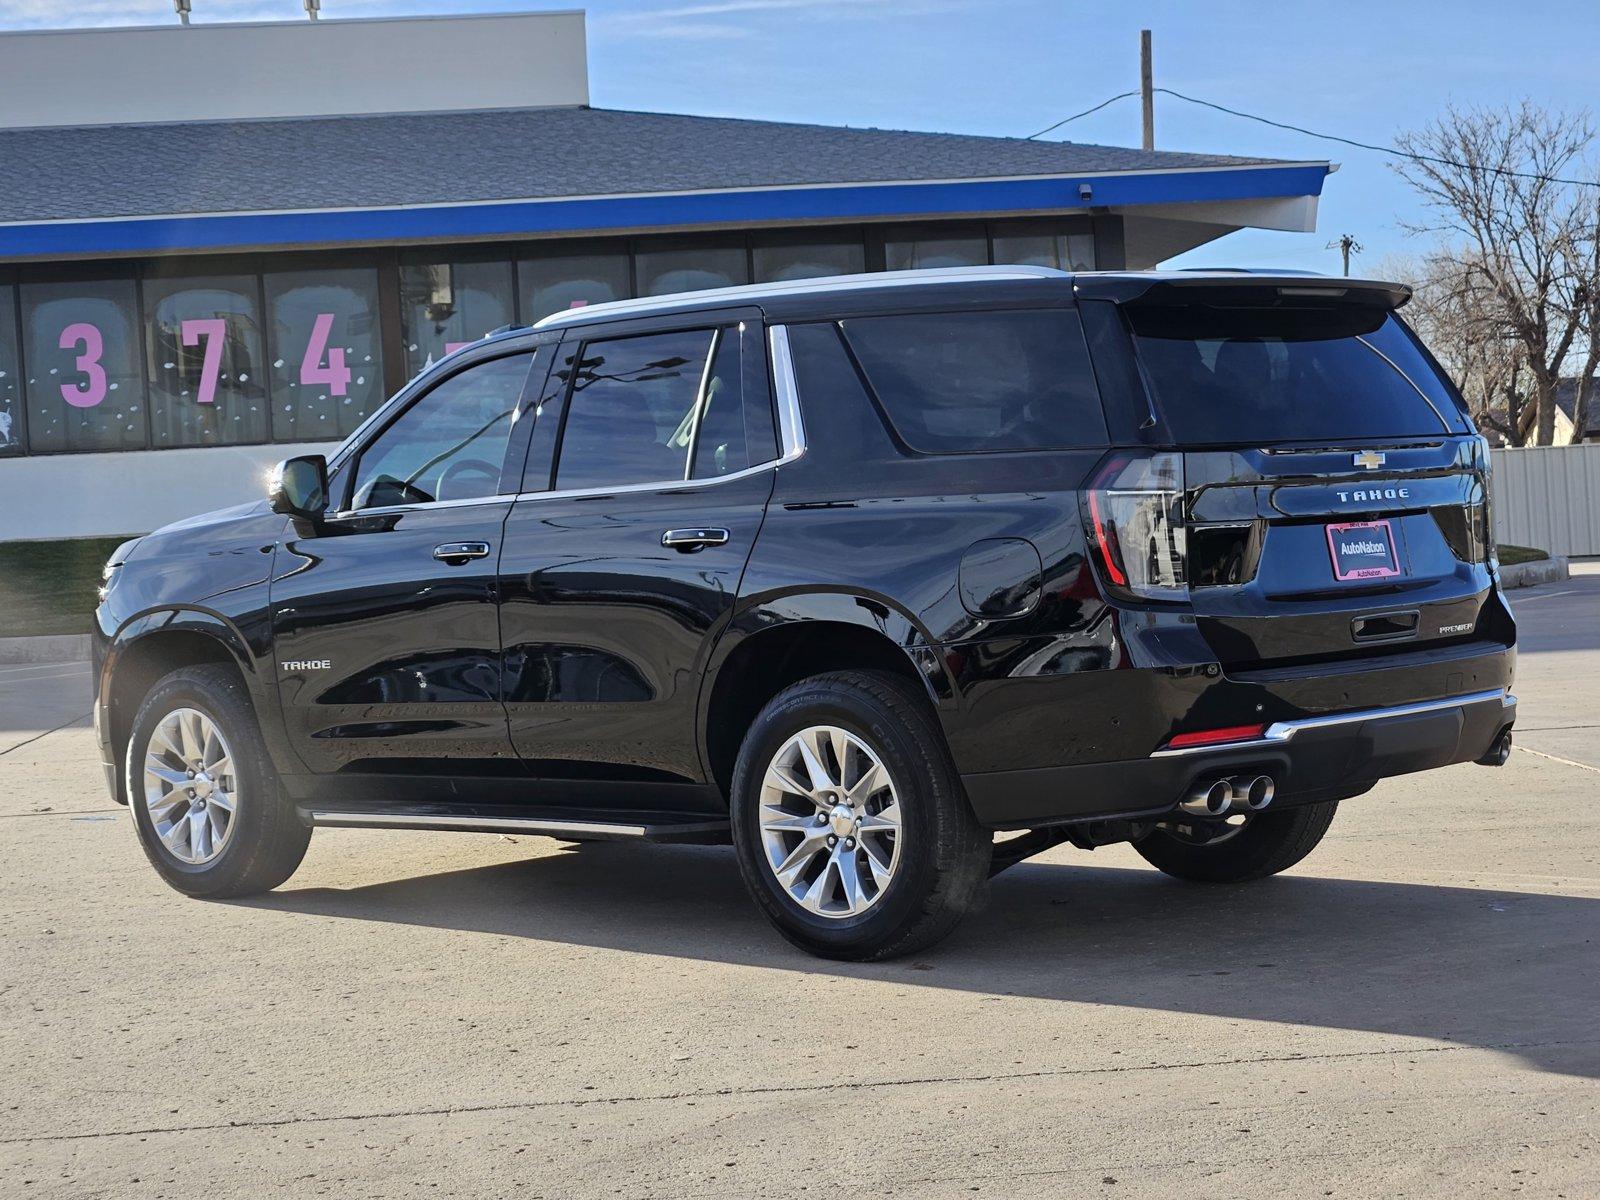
<box><xmin>1025</xmin><ymin>91</ymin><xmax>1140</xmax><ymax>140</ymax></box>
<box><xmin>1026</xmin><ymin>86</ymin><xmax>1600</xmax><ymax>189</ymax></box>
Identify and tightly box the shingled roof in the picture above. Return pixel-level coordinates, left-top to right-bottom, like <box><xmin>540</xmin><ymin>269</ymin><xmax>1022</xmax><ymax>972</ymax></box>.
<box><xmin>0</xmin><ymin>105</ymin><xmax>1298</xmax><ymax>224</ymax></box>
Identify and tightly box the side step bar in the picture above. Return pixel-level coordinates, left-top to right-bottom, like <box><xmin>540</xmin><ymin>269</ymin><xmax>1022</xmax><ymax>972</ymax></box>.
<box><xmin>302</xmin><ymin>807</ymin><xmax>731</xmax><ymax>844</ymax></box>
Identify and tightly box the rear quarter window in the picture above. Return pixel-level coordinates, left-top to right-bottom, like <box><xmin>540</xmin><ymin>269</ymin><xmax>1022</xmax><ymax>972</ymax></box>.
<box><xmin>839</xmin><ymin>309</ymin><xmax>1108</xmax><ymax>453</ymax></box>
<box><xmin>1128</xmin><ymin>306</ymin><xmax>1469</xmax><ymax>444</ymax></box>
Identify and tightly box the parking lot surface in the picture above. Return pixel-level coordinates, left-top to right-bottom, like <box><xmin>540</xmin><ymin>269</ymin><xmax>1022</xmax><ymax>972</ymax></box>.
<box><xmin>2</xmin><ymin>570</ymin><xmax>1597</xmax><ymax>1198</ymax></box>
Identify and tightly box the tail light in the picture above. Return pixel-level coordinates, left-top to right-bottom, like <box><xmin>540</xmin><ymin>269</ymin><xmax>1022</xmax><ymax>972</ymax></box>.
<box><xmin>1082</xmin><ymin>451</ymin><xmax>1188</xmax><ymax>601</ymax></box>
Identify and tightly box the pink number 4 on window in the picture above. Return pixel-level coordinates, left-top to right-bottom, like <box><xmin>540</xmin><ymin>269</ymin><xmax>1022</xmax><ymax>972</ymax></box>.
<box><xmin>301</xmin><ymin>312</ymin><xmax>351</xmax><ymax>396</ymax></box>
<box><xmin>181</xmin><ymin>318</ymin><xmax>228</xmax><ymax>404</ymax></box>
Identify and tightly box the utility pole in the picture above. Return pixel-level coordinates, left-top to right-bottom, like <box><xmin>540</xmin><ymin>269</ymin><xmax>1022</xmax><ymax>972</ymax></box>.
<box><xmin>1140</xmin><ymin>30</ymin><xmax>1154</xmax><ymax>150</ymax></box>
<box><xmin>304</xmin><ymin>0</ymin><xmax>321</xmax><ymax>19</ymax></box>
<box><xmin>1327</xmin><ymin>233</ymin><xmax>1363</xmax><ymax>275</ymax></box>
<box><xmin>174</xmin><ymin>0</ymin><xmax>190</xmax><ymax>24</ymax></box>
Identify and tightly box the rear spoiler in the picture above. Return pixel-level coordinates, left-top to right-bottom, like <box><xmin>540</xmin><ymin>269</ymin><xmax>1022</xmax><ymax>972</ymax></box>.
<box><xmin>1072</xmin><ymin>272</ymin><xmax>1411</xmax><ymax>311</ymax></box>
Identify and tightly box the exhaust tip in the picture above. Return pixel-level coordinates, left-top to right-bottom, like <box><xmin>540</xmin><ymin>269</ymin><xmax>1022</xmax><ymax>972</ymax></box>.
<box><xmin>1233</xmin><ymin>774</ymin><xmax>1276</xmax><ymax>811</ymax></box>
<box><xmin>1178</xmin><ymin>778</ymin><xmax>1234</xmax><ymax>818</ymax></box>
<box><xmin>1476</xmin><ymin>729</ymin><xmax>1513</xmax><ymax>767</ymax></box>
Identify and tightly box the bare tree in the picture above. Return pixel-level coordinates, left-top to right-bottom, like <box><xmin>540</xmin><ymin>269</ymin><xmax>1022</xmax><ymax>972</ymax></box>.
<box><xmin>1394</xmin><ymin>102</ymin><xmax>1600</xmax><ymax>444</ymax></box>
<box><xmin>1383</xmin><ymin>251</ymin><xmax>1534</xmax><ymax>444</ymax></box>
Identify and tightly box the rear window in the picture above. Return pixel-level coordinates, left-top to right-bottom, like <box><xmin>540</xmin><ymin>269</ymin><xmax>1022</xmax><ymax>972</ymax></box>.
<box><xmin>1127</xmin><ymin>306</ymin><xmax>1469</xmax><ymax>444</ymax></box>
<box><xmin>839</xmin><ymin>309</ymin><xmax>1108</xmax><ymax>453</ymax></box>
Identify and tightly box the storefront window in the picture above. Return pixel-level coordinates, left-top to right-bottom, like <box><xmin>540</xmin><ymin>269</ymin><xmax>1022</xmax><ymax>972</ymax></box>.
<box><xmin>991</xmin><ymin>229</ymin><xmax>1096</xmax><ymax>271</ymax></box>
<box><xmin>143</xmin><ymin>274</ymin><xmax>270</xmax><ymax>448</ymax></box>
<box><xmin>883</xmin><ymin>234</ymin><xmax>987</xmax><ymax>271</ymax></box>
<box><xmin>21</xmin><ymin>278</ymin><xmax>146</xmax><ymax>454</ymax></box>
<box><xmin>265</xmin><ymin>268</ymin><xmax>384</xmax><ymax>443</ymax></box>
<box><xmin>635</xmin><ymin>244</ymin><xmax>749</xmax><ymax>297</ymax></box>
<box><xmin>0</xmin><ymin>287</ymin><xmax>20</xmax><ymax>457</ymax></box>
<box><xmin>518</xmin><ymin>250</ymin><xmax>631</xmax><ymax>323</ymax></box>
<box><xmin>399</xmin><ymin>259</ymin><xmax>514</xmax><ymax>379</ymax></box>
<box><xmin>752</xmin><ymin>237</ymin><xmax>866</xmax><ymax>283</ymax></box>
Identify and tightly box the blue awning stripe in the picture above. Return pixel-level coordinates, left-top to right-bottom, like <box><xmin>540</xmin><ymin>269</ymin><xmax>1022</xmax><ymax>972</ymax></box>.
<box><xmin>0</xmin><ymin>164</ymin><xmax>1329</xmax><ymax>260</ymax></box>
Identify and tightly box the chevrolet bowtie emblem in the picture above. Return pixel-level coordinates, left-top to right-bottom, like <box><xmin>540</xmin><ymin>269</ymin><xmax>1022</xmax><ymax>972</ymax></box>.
<box><xmin>1353</xmin><ymin>451</ymin><xmax>1386</xmax><ymax>470</ymax></box>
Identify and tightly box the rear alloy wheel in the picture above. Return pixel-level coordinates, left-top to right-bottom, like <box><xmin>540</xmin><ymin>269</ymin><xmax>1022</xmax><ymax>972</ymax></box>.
<box><xmin>731</xmin><ymin>670</ymin><xmax>990</xmax><ymax>961</ymax></box>
<box><xmin>757</xmin><ymin>724</ymin><xmax>903</xmax><ymax>919</ymax></box>
<box><xmin>1134</xmin><ymin>799</ymin><xmax>1340</xmax><ymax>883</ymax></box>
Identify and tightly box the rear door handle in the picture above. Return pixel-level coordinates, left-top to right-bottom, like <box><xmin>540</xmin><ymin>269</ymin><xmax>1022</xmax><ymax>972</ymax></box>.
<box><xmin>661</xmin><ymin>528</ymin><xmax>730</xmax><ymax>552</ymax></box>
<box><xmin>433</xmin><ymin>541</ymin><xmax>491</xmax><ymax>564</ymax></box>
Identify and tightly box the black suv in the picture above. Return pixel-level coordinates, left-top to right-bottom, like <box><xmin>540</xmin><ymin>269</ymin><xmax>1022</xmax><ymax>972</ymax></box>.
<box><xmin>94</xmin><ymin>266</ymin><xmax>1516</xmax><ymax>960</ymax></box>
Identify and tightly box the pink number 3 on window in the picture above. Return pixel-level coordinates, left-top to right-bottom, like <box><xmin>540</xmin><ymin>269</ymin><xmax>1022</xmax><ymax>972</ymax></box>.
<box><xmin>58</xmin><ymin>322</ymin><xmax>107</xmax><ymax>409</ymax></box>
<box><xmin>300</xmin><ymin>312</ymin><xmax>352</xmax><ymax>397</ymax></box>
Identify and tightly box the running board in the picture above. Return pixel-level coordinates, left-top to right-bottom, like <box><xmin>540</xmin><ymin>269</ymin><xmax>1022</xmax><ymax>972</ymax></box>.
<box><xmin>302</xmin><ymin>805</ymin><xmax>731</xmax><ymax>844</ymax></box>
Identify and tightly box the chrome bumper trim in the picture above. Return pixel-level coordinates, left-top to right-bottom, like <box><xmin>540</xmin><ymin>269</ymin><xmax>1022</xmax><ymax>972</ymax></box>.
<box><xmin>1151</xmin><ymin>688</ymin><xmax>1515</xmax><ymax>759</ymax></box>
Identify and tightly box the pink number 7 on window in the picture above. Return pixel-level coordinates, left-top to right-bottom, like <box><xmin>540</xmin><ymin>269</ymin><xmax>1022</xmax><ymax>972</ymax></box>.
<box><xmin>181</xmin><ymin>318</ymin><xmax>228</xmax><ymax>404</ymax></box>
<box><xmin>300</xmin><ymin>312</ymin><xmax>351</xmax><ymax>396</ymax></box>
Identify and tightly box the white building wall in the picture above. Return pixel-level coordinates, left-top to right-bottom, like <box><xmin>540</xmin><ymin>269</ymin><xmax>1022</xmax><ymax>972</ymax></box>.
<box><xmin>0</xmin><ymin>442</ymin><xmax>338</xmax><ymax>541</ymax></box>
<box><xmin>0</xmin><ymin>11</ymin><xmax>588</xmax><ymax>129</ymax></box>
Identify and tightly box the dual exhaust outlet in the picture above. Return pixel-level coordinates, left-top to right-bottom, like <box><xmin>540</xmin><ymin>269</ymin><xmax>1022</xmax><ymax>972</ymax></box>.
<box><xmin>1177</xmin><ymin>774</ymin><xmax>1276</xmax><ymax>819</ymax></box>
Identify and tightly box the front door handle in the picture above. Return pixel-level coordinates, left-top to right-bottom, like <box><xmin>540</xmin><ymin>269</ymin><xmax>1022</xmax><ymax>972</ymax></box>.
<box><xmin>661</xmin><ymin>528</ymin><xmax>730</xmax><ymax>552</ymax></box>
<box><xmin>433</xmin><ymin>541</ymin><xmax>491</xmax><ymax>564</ymax></box>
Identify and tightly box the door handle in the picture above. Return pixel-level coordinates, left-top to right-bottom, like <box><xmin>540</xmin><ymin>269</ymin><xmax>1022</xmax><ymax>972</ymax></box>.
<box><xmin>433</xmin><ymin>541</ymin><xmax>491</xmax><ymax>564</ymax></box>
<box><xmin>661</xmin><ymin>528</ymin><xmax>730</xmax><ymax>552</ymax></box>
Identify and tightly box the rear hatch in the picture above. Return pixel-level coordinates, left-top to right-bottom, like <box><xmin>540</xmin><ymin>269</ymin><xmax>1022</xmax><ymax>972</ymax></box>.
<box><xmin>1078</xmin><ymin>275</ymin><xmax>1498</xmax><ymax>667</ymax></box>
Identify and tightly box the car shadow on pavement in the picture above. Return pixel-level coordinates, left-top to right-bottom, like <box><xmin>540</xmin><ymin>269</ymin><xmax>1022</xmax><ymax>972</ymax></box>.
<box><xmin>245</xmin><ymin>841</ymin><xmax>1600</xmax><ymax>1081</ymax></box>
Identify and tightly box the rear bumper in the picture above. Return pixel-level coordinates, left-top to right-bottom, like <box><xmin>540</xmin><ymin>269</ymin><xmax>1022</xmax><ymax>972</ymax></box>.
<box><xmin>964</xmin><ymin>687</ymin><xmax>1516</xmax><ymax>830</ymax></box>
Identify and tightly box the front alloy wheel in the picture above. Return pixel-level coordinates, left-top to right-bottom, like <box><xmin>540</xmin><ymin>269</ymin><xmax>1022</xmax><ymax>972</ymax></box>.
<box><xmin>758</xmin><ymin>724</ymin><xmax>902</xmax><ymax>918</ymax></box>
<box><xmin>142</xmin><ymin>707</ymin><xmax>237</xmax><ymax>865</ymax></box>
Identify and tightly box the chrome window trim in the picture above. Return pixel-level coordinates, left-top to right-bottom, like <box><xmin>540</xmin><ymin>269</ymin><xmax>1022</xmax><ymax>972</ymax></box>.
<box><xmin>1149</xmin><ymin>688</ymin><xmax>1514</xmax><ymax>759</ymax></box>
<box><xmin>767</xmin><ymin>323</ymin><xmax>807</xmax><ymax>461</ymax></box>
<box><xmin>531</xmin><ymin>265</ymin><xmax>1067</xmax><ymax>331</ymax></box>
<box><xmin>325</xmin><ymin>492</ymin><xmax>519</xmax><ymax>521</ymax></box>
<box><xmin>508</xmin><ymin>321</ymin><xmax>807</xmax><ymax>505</ymax></box>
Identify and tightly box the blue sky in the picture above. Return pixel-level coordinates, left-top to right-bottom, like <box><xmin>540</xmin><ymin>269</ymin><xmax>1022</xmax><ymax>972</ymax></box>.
<box><xmin>3</xmin><ymin>0</ymin><xmax>1597</xmax><ymax>272</ymax></box>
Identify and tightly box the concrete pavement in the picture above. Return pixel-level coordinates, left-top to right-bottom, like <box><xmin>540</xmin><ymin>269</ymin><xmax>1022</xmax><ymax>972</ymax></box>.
<box><xmin>2</xmin><ymin>575</ymin><xmax>1597</xmax><ymax>1198</ymax></box>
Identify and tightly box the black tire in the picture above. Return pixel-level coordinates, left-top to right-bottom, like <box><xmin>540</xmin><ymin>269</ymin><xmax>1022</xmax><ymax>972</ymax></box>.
<box><xmin>1133</xmin><ymin>800</ymin><xmax>1339</xmax><ymax>883</ymax></box>
<box><xmin>730</xmin><ymin>670</ymin><xmax>991</xmax><ymax>961</ymax></box>
<box><xmin>126</xmin><ymin>663</ymin><xmax>311</xmax><ymax>898</ymax></box>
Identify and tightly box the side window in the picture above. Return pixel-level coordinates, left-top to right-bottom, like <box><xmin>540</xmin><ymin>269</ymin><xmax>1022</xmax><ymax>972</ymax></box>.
<box><xmin>692</xmin><ymin>328</ymin><xmax>775</xmax><ymax>479</ymax></box>
<box><xmin>348</xmin><ymin>352</ymin><xmax>533</xmax><ymax>510</ymax></box>
<box><xmin>840</xmin><ymin>309</ymin><xmax>1108</xmax><ymax>453</ymax></box>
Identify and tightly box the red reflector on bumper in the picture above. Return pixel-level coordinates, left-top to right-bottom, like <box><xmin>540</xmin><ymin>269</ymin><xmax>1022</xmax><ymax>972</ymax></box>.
<box><xmin>1165</xmin><ymin>724</ymin><xmax>1267</xmax><ymax>749</ymax></box>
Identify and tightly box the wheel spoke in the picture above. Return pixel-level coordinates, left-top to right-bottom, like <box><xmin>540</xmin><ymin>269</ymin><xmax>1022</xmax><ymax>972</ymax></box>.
<box><xmin>187</xmin><ymin>809</ymin><xmax>210</xmax><ymax>861</ymax></box>
<box><xmin>158</xmin><ymin>816</ymin><xmax>188</xmax><ymax>854</ymax></box>
<box><xmin>208</xmin><ymin>788</ymin><xmax>236</xmax><ymax>815</ymax></box>
<box><xmin>150</xmin><ymin>719</ymin><xmax>184</xmax><ymax>762</ymax></box>
<box><xmin>848</xmin><ymin>764</ymin><xmax>887</xmax><ymax>808</ymax></box>
<box><xmin>760</xmin><ymin>807</ymin><xmax>817</xmax><ymax>833</ymax></box>
<box><xmin>836</xmin><ymin>850</ymin><xmax>865</xmax><ymax>912</ymax></box>
<box><xmin>774</xmin><ymin>831</ymin><xmax>828</xmax><ymax>886</ymax></box>
<box><xmin>765</xmin><ymin>763</ymin><xmax>814</xmax><ymax>801</ymax></box>
<box><xmin>863</xmin><ymin>842</ymin><xmax>894</xmax><ymax>890</ymax></box>
<box><xmin>206</xmin><ymin>753</ymin><xmax>232</xmax><ymax>781</ymax></box>
<box><xmin>145</xmin><ymin>762</ymin><xmax>188</xmax><ymax>789</ymax></box>
<box><xmin>794</xmin><ymin>732</ymin><xmax>835</xmax><ymax>793</ymax></box>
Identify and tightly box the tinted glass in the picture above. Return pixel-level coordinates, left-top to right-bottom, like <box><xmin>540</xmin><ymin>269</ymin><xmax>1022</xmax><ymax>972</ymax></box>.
<box><xmin>841</xmin><ymin>309</ymin><xmax>1107</xmax><ymax>452</ymax></box>
<box><xmin>635</xmin><ymin>245</ymin><xmax>748</xmax><ymax>297</ymax></box>
<box><xmin>556</xmin><ymin>330</ymin><xmax>714</xmax><ymax>490</ymax></box>
<box><xmin>691</xmin><ymin>330</ymin><xmax>753</xmax><ymax>479</ymax></box>
<box><xmin>1128</xmin><ymin>307</ymin><xmax>1463</xmax><ymax>444</ymax></box>
<box><xmin>883</xmin><ymin>236</ymin><xmax>986</xmax><ymax>271</ymax></box>
<box><xmin>349</xmin><ymin>353</ymin><xmax>532</xmax><ymax>509</ymax></box>
<box><xmin>265</xmin><ymin>268</ymin><xmax>385</xmax><ymax>443</ymax></box>
<box><xmin>0</xmin><ymin>286</ymin><xmax>20</xmax><ymax>456</ymax></box>
<box><xmin>143</xmin><ymin>274</ymin><xmax>270</xmax><ymax>448</ymax></box>
<box><xmin>518</xmin><ymin>250</ymin><xmax>631</xmax><ymax>322</ymax></box>
<box><xmin>752</xmin><ymin>238</ymin><xmax>866</xmax><ymax>283</ymax></box>
<box><xmin>400</xmin><ymin>259</ymin><xmax>514</xmax><ymax>378</ymax></box>
<box><xmin>21</xmin><ymin>278</ymin><xmax>145</xmax><ymax>453</ymax></box>
<box><xmin>786</xmin><ymin>322</ymin><xmax>899</xmax><ymax>471</ymax></box>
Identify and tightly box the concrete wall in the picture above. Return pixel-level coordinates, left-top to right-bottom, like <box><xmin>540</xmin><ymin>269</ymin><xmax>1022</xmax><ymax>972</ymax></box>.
<box><xmin>0</xmin><ymin>11</ymin><xmax>588</xmax><ymax>129</ymax></box>
<box><xmin>1492</xmin><ymin>442</ymin><xmax>1600</xmax><ymax>558</ymax></box>
<box><xmin>0</xmin><ymin>442</ymin><xmax>338</xmax><ymax>541</ymax></box>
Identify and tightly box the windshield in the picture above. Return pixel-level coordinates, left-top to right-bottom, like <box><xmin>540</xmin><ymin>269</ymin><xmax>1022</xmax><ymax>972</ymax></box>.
<box><xmin>1127</xmin><ymin>306</ymin><xmax>1470</xmax><ymax>444</ymax></box>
